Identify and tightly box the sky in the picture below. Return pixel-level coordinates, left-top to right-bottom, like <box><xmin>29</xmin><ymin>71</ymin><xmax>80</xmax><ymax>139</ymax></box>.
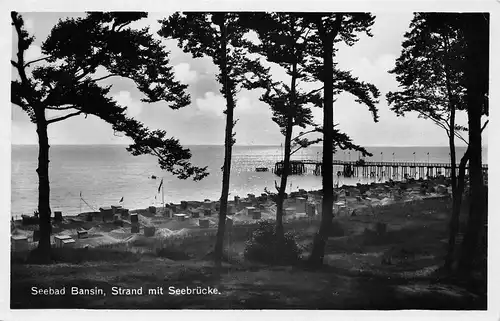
<box><xmin>9</xmin><ymin>11</ymin><xmax>488</xmax><ymax>147</ymax></box>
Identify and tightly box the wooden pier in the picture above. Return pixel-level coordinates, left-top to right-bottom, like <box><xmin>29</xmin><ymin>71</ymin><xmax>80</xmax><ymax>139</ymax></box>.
<box><xmin>273</xmin><ymin>160</ymin><xmax>307</xmax><ymax>176</ymax></box>
<box><xmin>273</xmin><ymin>159</ymin><xmax>488</xmax><ymax>178</ymax></box>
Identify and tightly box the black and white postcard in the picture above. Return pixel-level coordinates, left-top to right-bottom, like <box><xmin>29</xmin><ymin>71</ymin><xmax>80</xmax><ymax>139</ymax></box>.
<box><xmin>2</xmin><ymin>0</ymin><xmax>498</xmax><ymax>320</ymax></box>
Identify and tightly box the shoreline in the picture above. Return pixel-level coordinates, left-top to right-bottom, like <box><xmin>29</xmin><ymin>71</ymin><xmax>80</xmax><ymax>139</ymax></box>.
<box><xmin>11</xmin><ymin>176</ymin><xmax>455</xmax><ymax>245</ymax></box>
<box><xmin>12</xmin><ymin>175</ymin><xmax>454</xmax><ymax>224</ymax></box>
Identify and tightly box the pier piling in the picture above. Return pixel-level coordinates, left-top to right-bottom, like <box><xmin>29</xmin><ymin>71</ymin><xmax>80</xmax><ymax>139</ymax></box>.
<box><xmin>273</xmin><ymin>159</ymin><xmax>488</xmax><ymax>180</ymax></box>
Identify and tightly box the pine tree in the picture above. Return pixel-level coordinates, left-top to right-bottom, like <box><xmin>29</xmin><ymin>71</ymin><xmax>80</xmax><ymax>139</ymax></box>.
<box><xmin>453</xmin><ymin>13</ymin><xmax>489</xmax><ymax>275</ymax></box>
<box><xmin>241</xmin><ymin>13</ymin><xmax>319</xmax><ymax>242</ymax></box>
<box><xmin>301</xmin><ymin>13</ymin><xmax>380</xmax><ymax>266</ymax></box>
<box><xmin>387</xmin><ymin>13</ymin><xmax>470</xmax><ymax>270</ymax></box>
<box><xmin>389</xmin><ymin>13</ymin><xmax>489</xmax><ymax>274</ymax></box>
<box><xmin>158</xmin><ymin>12</ymin><xmax>268</xmax><ymax>266</ymax></box>
<box><xmin>242</xmin><ymin>13</ymin><xmax>373</xmax><ymax>246</ymax></box>
<box><xmin>11</xmin><ymin>12</ymin><xmax>208</xmax><ymax>262</ymax></box>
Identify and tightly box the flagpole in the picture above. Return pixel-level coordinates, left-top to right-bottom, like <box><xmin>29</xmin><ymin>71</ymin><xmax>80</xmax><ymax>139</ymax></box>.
<box><xmin>162</xmin><ymin>177</ymin><xmax>165</xmax><ymax>207</ymax></box>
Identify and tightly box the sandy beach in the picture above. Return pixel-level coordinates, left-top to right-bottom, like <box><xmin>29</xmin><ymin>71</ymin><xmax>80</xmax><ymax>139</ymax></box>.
<box><xmin>11</xmin><ymin>176</ymin><xmax>454</xmax><ymax>252</ymax></box>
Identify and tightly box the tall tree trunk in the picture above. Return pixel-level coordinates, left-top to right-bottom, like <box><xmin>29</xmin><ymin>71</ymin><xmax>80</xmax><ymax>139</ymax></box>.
<box><xmin>276</xmin><ymin>117</ymin><xmax>293</xmax><ymax>238</ymax></box>
<box><xmin>214</xmin><ymin>20</ymin><xmax>233</xmax><ymax>267</ymax></box>
<box><xmin>458</xmin><ymin>14</ymin><xmax>488</xmax><ymax>274</ymax></box>
<box><xmin>276</xmin><ymin>64</ymin><xmax>298</xmax><ymax>239</ymax></box>
<box><xmin>12</xmin><ymin>13</ymin><xmax>52</xmax><ymax>261</ymax></box>
<box><xmin>444</xmin><ymin>64</ymin><xmax>458</xmax><ymax>270</ymax></box>
<box><xmin>35</xmin><ymin>113</ymin><xmax>52</xmax><ymax>262</ymax></box>
<box><xmin>445</xmin><ymin>147</ymin><xmax>469</xmax><ymax>270</ymax></box>
<box><xmin>308</xmin><ymin>31</ymin><xmax>335</xmax><ymax>266</ymax></box>
<box><xmin>459</xmin><ymin>101</ymin><xmax>484</xmax><ymax>274</ymax></box>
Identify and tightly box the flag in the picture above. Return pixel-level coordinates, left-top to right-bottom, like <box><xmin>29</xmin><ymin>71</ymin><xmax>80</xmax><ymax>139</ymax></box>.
<box><xmin>413</xmin><ymin>152</ymin><xmax>416</xmax><ymax>155</ymax></box>
<box><xmin>119</xmin><ymin>197</ymin><xmax>124</xmax><ymax>203</ymax></box>
<box><xmin>79</xmin><ymin>191</ymin><xmax>82</xmax><ymax>198</ymax></box>
<box><xmin>158</xmin><ymin>178</ymin><xmax>163</xmax><ymax>193</ymax></box>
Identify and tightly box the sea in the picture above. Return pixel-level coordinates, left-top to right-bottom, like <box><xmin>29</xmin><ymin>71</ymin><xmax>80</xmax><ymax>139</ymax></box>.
<box><xmin>11</xmin><ymin>145</ymin><xmax>487</xmax><ymax>217</ymax></box>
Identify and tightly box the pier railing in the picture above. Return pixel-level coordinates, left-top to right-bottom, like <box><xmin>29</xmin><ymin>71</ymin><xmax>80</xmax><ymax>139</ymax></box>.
<box><xmin>294</xmin><ymin>159</ymin><xmax>488</xmax><ymax>169</ymax></box>
<box><xmin>273</xmin><ymin>159</ymin><xmax>488</xmax><ymax>177</ymax></box>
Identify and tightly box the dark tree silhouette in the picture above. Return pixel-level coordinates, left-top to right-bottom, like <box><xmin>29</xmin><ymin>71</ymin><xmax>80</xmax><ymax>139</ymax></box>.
<box><xmin>241</xmin><ymin>13</ymin><xmax>373</xmax><ymax>248</ymax></box>
<box><xmin>387</xmin><ymin>13</ymin><xmax>478</xmax><ymax>271</ymax></box>
<box><xmin>11</xmin><ymin>12</ymin><xmax>208</xmax><ymax>262</ymax></box>
<box><xmin>158</xmin><ymin>12</ymin><xmax>268</xmax><ymax>266</ymax></box>
<box><xmin>302</xmin><ymin>13</ymin><xmax>380</xmax><ymax>266</ymax></box>
<box><xmin>240</xmin><ymin>13</ymin><xmax>319</xmax><ymax>242</ymax></box>
<box><xmin>454</xmin><ymin>13</ymin><xmax>489</xmax><ymax>275</ymax></box>
<box><xmin>398</xmin><ymin>13</ymin><xmax>489</xmax><ymax>275</ymax></box>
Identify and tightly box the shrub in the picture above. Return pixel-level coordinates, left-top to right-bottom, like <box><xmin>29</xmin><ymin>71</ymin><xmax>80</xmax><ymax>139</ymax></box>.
<box><xmin>244</xmin><ymin>220</ymin><xmax>302</xmax><ymax>265</ymax></box>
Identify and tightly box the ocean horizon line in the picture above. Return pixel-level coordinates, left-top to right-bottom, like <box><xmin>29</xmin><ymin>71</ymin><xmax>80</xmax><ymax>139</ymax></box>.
<box><xmin>12</xmin><ymin>143</ymin><xmax>476</xmax><ymax>148</ymax></box>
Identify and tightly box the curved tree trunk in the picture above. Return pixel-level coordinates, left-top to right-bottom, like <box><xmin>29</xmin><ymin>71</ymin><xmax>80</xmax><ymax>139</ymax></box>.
<box><xmin>214</xmin><ymin>20</ymin><xmax>233</xmax><ymax>267</ymax></box>
<box><xmin>276</xmin><ymin>64</ymin><xmax>298</xmax><ymax>240</ymax></box>
<box><xmin>445</xmin><ymin>147</ymin><xmax>469</xmax><ymax>270</ymax></box>
<box><xmin>308</xmin><ymin>33</ymin><xmax>334</xmax><ymax>266</ymax></box>
<box><xmin>459</xmin><ymin>108</ymin><xmax>484</xmax><ymax>274</ymax></box>
<box><xmin>458</xmin><ymin>14</ymin><xmax>488</xmax><ymax>275</ymax></box>
<box><xmin>276</xmin><ymin>119</ymin><xmax>293</xmax><ymax>239</ymax></box>
<box><xmin>35</xmin><ymin>114</ymin><xmax>52</xmax><ymax>262</ymax></box>
<box><xmin>443</xmin><ymin>50</ymin><xmax>458</xmax><ymax>271</ymax></box>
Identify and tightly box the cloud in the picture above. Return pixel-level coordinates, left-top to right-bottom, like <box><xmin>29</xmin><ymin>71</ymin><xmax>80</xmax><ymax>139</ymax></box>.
<box><xmin>236</xmin><ymin>90</ymin><xmax>269</xmax><ymax>115</ymax></box>
<box><xmin>173</xmin><ymin>62</ymin><xmax>197</xmax><ymax>83</ymax></box>
<box><xmin>196</xmin><ymin>92</ymin><xmax>226</xmax><ymax>116</ymax></box>
<box><xmin>112</xmin><ymin>91</ymin><xmax>143</xmax><ymax>117</ymax></box>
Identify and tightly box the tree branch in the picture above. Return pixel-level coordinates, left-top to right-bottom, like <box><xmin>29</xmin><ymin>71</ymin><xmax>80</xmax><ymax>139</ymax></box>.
<box><xmin>91</xmin><ymin>74</ymin><xmax>119</xmax><ymax>82</ymax></box>
<box><xmin>292</xmin><ymin>128</ymin><xmax>321</xmax><ymax>141</ymax></box>
<box><xmin>290</xmin><ymin>146</ymin><xmax>303</xmax><ymax>156</ymax></box>
<box><xmin>75</xmin><ymin>66</ymin><xmax>99</xmax><ymax>82</ymax></box>
<box><xmin>418</xmin><ymin>107</ymin><xmax>468</xmax><ymax>145</ymax></box>
<box><xmin>421</xmin><ymin>111</ymin><xmax>449</xmax><ymax>132</ymax></box>
<box><xmin>481</xmin><ymin>119</ymin><xmax>489</xmax><ymax>133</ymax></box>
<box><xmin>454</xmin><ymin>131</ymin><xmax>468</xmax><ymax>145</ymax></box>
<box><xmin>47</xmin><ymin>111</ymin><xmax>82</xmax><ymax>124</ymax></box>
<box><xmin>45</xmin><ymin>105</ymin><xmax>77</xmax><ymax>111</ymax></box>
<box><xmin>24</xmin><ymin>56</ymin><xmax>52</xmax><ymax>68</ymax></box>
<box><xmin>305</xmin><ymin>86</ymin><xmax>324</xmax><ymax>97</ymax></box>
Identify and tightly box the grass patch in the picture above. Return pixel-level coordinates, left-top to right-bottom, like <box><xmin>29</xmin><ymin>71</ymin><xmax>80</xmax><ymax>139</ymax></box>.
<box><xmin>156</xmin><ymin>247</ymin><xmax>191</xmax><ymax>260</ymax></box>
<box><xmin>13</xmin><ymin>247</ymin><xmax>141</xmax><ymax>265</ymax></box>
